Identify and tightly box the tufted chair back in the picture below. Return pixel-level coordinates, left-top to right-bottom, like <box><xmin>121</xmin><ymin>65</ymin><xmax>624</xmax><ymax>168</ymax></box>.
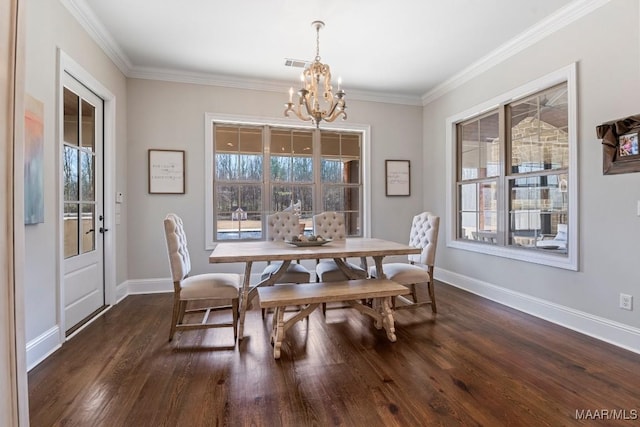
<box><xmin>163</xmin><ymin>213</ymin><xmax>191</xmax><ymax>288</ymax></box>
<box><xmin>266</xmin><ymin>212</ymin><xmax>301</xmax><ymax>242</ymax></box>
<box><xmin>313</xmin><ymin>212</ymin><xmax>346</xmax><ymax>240</ymax></box>
<box><xmin>407</xmin><ymin>212</ymin><xmax>440</xmax><ymax>266</ymax></box>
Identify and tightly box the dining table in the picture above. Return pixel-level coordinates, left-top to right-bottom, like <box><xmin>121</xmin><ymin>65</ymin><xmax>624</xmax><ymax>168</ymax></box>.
<box><xmin>208</xmin><ymin>237</ymin><xmax>421</xmax><ymax>340</ymax></box>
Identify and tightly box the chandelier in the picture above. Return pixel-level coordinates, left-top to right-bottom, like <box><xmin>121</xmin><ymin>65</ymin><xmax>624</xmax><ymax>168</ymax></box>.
<box><xmin>284</xmin><ymin>20</ymin><xmax>347</xmax><ymax>128</ymax></box>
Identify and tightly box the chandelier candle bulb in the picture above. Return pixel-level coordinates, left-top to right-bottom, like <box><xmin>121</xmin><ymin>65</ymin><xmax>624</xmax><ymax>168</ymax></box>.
<box><xmin>289</xmin><ymin>87</ymin><xmax>293</xmax><ymax>103</ymax></box>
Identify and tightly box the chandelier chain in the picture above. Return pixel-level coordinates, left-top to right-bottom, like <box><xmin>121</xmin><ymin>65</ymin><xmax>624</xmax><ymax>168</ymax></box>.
<box><xmin>315</xmin><ymin>24</ymin><xmax>321</xmax><ymax>61</ymax></box>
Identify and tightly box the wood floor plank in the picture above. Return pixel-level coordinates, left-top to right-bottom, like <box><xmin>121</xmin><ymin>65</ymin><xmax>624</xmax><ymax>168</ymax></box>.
<box><xmin>28</xmin><ymin>282</ymin><xmax>640</xmax><ymax>426</ymax></box>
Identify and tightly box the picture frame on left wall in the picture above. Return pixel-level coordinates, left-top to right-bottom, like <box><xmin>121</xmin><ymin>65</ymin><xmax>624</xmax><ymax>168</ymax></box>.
<box><xmin>148</xmin><ymin>149</ymin><xmax>185</xmax><ymax>194</ymax></box>
<box><xmin>24</xmin><ymin>94</ymin><xmax>45</xmax><ymax>224</ymax></box>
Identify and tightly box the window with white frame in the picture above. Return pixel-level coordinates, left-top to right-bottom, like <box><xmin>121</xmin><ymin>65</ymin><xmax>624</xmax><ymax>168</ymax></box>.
<box><xmin>448</xmin><ymin>64</ymin><xmax>577</xmax><ymax>270</ymax></box>
<box><xmin>209</xmin><ymin>121</ymin><xmax>364</xmax><ymax>243</ymax></box>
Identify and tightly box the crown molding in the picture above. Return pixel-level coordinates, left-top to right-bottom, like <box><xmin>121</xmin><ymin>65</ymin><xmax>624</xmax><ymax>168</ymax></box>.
<box><xmin>61</xmin><ymin>0</ymin><xmax>422</xmax><ymax>106</ymax></box>
<box><xmin>61</xmin><ymin>0</ymin><xmax>132</xmax><ymax>75</ymax></box>
<box><xmin>128</xmin><ymin>66</ymin><xmax>423</xmax><ymax>106</ymax></box>
<box><xmin>63</xmin><ymin>0</ymin><xmax>606</xmax><ymax>108</ymax></box>
<box><xmin>421</xmin><ymin>0</ymin><xmax>611</xmax><ymax>105</ymax></box>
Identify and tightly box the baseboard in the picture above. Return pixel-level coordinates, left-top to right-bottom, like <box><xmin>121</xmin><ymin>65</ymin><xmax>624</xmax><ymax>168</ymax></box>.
<box><xmin>435</xmin><ymin>268</ymin><xmax>640</xmax><ymax>355</ymax></box>
<box><xmin>26</xmin><ymin>326</ymin><xmax>61</xmax><ymax>371</ymax></box>
<box><xmin>127</xmin><ymin>278</ymin><xmax>173</xmax><ymax>295</ymax></box>
<box><xmin>116</xmin><ymin>280</ymin><xmax>129</xmax><ymax>303</ymax></box>
<box><xmin>126</xmin><ymin>274</ymin><xmax>265</xmax><ymax>297</ymax></box>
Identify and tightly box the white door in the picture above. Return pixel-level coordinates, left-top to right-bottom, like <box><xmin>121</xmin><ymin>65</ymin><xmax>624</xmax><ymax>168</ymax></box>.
<box><xmin>62</xmin><ymin>72</ymin><xmax>105</xmax><ymax>334</ymax></box>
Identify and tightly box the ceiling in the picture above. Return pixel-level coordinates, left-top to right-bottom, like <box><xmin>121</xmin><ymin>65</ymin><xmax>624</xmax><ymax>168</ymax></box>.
<box><xmin>65</xmin><ymin>0</ymin><xmax>589</xmax><ymax>104</ymax></box>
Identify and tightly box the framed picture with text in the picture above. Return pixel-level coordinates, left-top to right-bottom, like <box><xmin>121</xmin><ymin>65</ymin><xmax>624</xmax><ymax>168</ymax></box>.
<box><xmin>385</xmin><ymin>160</ymin><xmax>410</xmax><ymax>196</ymax></box>
<box><xmin>148</xmin><ymin>149</ymin><xmax>185</xmax><ymax>194</ymax></box>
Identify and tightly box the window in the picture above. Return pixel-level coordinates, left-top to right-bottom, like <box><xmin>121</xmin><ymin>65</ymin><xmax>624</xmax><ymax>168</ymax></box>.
<box><xmin>447</xmin><ymin>64</ymin><xmax>577</xmax><ymax>270</ymax></box>
<box><xmin>321</xmin><ymin>132</ymin><xmax>361</xmax><ymax>235</ymax></box>
<box><xmin>205</xmin><ymin>115</ymin><xmax>368</xmax><ymax>247</ymax></box>
<box><xmin>214</xmin><ymin>125</ymin><xmax>264</xmax><ymax>239</ymax></box>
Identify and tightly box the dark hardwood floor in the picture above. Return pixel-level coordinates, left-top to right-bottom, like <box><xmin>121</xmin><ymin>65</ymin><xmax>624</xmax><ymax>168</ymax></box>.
<box><xmin>29</xmin><ymin>282</ymin><xmax>640</xmax><ymax>426</ymax></box>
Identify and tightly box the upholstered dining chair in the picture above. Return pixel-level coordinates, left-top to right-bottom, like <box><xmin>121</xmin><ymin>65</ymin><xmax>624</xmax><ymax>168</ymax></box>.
<box><xmin>261</xmin><ymin>211</ymin><xmax>311</xmax><ymax>283</ymax></box>
<box><xmin>369</xmin><ymin>211</ymin><xmax>440</xmax><ymax>313</ymax></box>
<box><xmin>163</xmin><ymin>213</ymin><xmax>241</xmax><ymax>342</ymax></box>
<box><xmin>313</xmin><ymin>211</ymin><xmax>367</xmax><ymax>282</ymax></box>
<box><xmin>260</xmin><ymin>212</ymin><xmax>312</xmax><ymax>318</ymax></box>
<box><xmin>313</xmin><ymin>212</ymin><xmax>368</xmax><ymax>315</ymax></box>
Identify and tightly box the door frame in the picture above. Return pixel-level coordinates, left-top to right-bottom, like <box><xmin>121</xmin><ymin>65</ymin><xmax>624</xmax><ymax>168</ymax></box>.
<box><xmin>4</xmin><ymin>0</ymin><xmax>28</xmax><ymax>423</ymax></box>
<box><xmin>57</xmin><ymin>50</ymin><xmax>116</xmax><ymax>342</ymax></box>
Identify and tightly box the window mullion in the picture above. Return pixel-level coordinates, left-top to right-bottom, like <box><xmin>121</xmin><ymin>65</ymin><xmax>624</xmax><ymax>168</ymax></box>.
<box><xmin>263</xmin><ymin>125</ymin><xmax>271</xmax><ymax>218</ymax></box>
<box><xmin>312</xmin><ymin>129</ymin><xmax>322</xmax><ymax>214</ymax></box>
<box><xmin>497</xmin><ymin>103</ymin><xmax>508</xmax><ymax>246</ymax></box>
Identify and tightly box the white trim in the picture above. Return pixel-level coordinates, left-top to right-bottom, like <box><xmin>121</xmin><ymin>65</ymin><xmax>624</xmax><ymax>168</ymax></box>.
<box><xmin>436</xmin><ymin>268</ymin><xmax>640</xmax><ymax>355</ymax></box>
<box><xmin>422</xmin><ymin>0</ymin><xmax>610</xmax><ymax>104</ymax></box>
<box><xmin>127</xmin><ymin>278</ymin><xmax>174</xmax><ymax>295</ymax></box>
<box><xmin>60</xmin><ymin>0</ymin><xmax>132</xmax><ymax>74</ymax></box>
<box><xmin>25</xmin><ymin>326</ymin><xmax>61</xmax><ymax>371</ymax></box>
<box><xmin>116</xmin><ymin>280</ymin><xmax>129</xmax><ymax>303</ymax></box>
<box><xmin>64</xmin><ymin>270</ymin><xmax>640</xmax><ymax>357</ymax></box>
<box><xmin>204</xmin><ymin>113</ymin><xmax>371</xmax><ymax>250</ymax></box>
<box><xmin>130</xmin><ymin>67</ymin><xmax>422</xmax><ymax>106</ymax></box>
<box><xmin>62</xmin><ymin>0</ymin><xmax>608</xmax><ymax>107</ymax></box>
<box><xmin>26</xmin><ymin>303</ymin><xmax>119</xmax><ymax>371</ymax></box>
<box><xmin>60</xmin><ymin>1</ymin><xmax>421</xmax><ymax>106</ymax></box>
<box><xmin>126</xmin><ymin>274</ymin><xmax>267</xmax><ymax>296</ymax></box>
<box><xmin>58</xmin><ymin>50</ymin><xmax>118</xmax><ymax>339</ymax></box>
<box><xmin>445</xmin><ymin>63</ymin><xmax>578</xmax><ymax>271</ymax></box>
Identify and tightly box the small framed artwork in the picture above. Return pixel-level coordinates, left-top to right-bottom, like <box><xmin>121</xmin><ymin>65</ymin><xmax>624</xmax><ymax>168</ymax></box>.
<box><xmin>618</xmin><ymin>132</ymin><xmax>639</xmax><ymax>158</ymax></box>
<box><xmin>148</xmin><ymin>149</ymin><xmax>185</xmax><ymax>194</ymax></box>
<box><xmin>385</xmin><ymin>160</ymin><xmax>410</xmax><ymax>196</ymax></box>
<box><xmin>597</xmin><ymin>116</ymin><xmax>640</xmax><ymax>175</ymax></box>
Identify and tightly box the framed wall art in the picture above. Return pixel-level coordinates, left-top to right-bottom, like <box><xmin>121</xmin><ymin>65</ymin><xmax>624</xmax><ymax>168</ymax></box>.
<box><xmin>24</xmin><ymin>94</ymin><xmax>45</xmax><ymax>224</ymax></box>
<box><xmin>618</xmin><ymin>132</ymin><xmax>639</xmax><ymax>157</ymax></box>
<box><xmin>596</xmin><ymin>114</ymin><xmax>640</xmax><ymax>175</ymax></box>
<box><xmin>385</xmin><ymin>160</ymin><xmax>410</xmax><ymax>196</ymax></box>
<box><xmin>148</xmin><ymin>149</ymin><xmax>185</xmax><ymax>194</ymax></box>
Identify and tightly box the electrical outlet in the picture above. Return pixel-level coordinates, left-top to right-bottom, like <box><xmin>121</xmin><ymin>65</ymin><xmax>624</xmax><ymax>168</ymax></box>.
<box><xmin>620</xmin><ymin>293</ymin><xmax>633</xmax><ymax>311</ymax></box>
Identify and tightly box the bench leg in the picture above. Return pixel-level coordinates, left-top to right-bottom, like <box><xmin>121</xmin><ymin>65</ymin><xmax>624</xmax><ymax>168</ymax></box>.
<box><xmin>270</xmin><ymin>304</ymin><xmax>319</xmax><ymax>359</ymax></box>
<box><xmin>272</xmin><ymin>306</ymin><xmax>285</xmax><ymax>359</ymax></box>
<box><xmin>380</xmin><ymin>297</ymin><xmax>397</xmax><ymax>342</ymax></box>
<box><xmin>269</xmin><ymin>306</ymin><xmax>279</xmax><ymax>345</ymax></box>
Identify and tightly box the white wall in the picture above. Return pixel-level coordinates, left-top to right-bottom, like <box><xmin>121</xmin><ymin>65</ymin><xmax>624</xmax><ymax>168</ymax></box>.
<box><xmin>423</xmin><ymin>0</ymin><xmax>640</xmax><ymax>349</ymax></box>
<box><xmin>24</xmin><ymin>0</ymin><xmax>128</xmax><ymax>367</ymax></box>
<box><xmin>126</xmin><ymin>79</ymin><xmax>423</xmax><ymax>282</ymax></box>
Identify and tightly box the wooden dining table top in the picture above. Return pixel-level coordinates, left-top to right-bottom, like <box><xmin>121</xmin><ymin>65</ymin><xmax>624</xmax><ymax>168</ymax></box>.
<box><xmin>208</xmin><ymin>237</ymin><xmax>421</xmax><ymax>264</ymax></box>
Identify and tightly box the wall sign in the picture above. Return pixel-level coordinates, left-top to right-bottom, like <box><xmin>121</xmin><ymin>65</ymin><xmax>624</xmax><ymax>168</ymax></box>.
<box><xmin>385</xmin><ymin>160</ymin><xmax>410</xmax><ymax>196</ymax></box>
<box><xmin>148</xmin><ymin>149</ymin><xmax>185</xmax><ymax>194</ymax></box>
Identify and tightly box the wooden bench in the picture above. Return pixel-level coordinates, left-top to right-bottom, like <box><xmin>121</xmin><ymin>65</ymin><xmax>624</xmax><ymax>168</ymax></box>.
<box><xmin>257</xmin><ymin>279</ymin><xmax>410</xmax><ymax>359</ymax></box>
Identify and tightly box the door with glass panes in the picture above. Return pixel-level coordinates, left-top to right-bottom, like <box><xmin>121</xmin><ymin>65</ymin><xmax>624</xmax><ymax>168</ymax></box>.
<box><xmin>62</xmin><ymin>72</ymin><xmax>105</xmax><ymax>334</ymax></box>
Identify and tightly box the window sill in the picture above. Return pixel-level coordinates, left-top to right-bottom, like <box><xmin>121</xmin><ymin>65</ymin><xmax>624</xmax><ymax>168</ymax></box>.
<box><xmin>447</xmin><ymin>239</ymin><xmax>577</xmax><ymax>271</ymax></box>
